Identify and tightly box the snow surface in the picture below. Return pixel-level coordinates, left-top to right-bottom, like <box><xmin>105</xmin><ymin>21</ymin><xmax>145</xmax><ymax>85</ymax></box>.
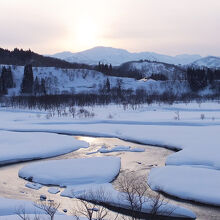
<box><xmin>0</xmin><ymin>197</ymin><xmax>46</xmax><ymax>216</ymax></box>
<box><xmin>19</xmin><ymin>156</ymin><xmax>121</xmax><ymax>186</ymax></box>
<box><xmin>48</xmin><ymin>187</ymin><xmax>60</xmax><ymax>194</ymax></box>
<box><xmin>61</xmin><ymin>183</ymin><xmax>196</xmax><ymax>219</ymax></box>
<box><xmin>148</xmin><ymin>166</ymin><xmax>220</xmax><ymax>206</ymax></box>
<box><xmin>0</xmin><ymin>197</ymin><xmax>75</xmax><ymax>219</ymax></box>
<box><xmin>0</xmin><ymin>131</ymin><xmax>88</xmax><ymax>165</ymax></box>
<box><xmin>25</xmin><ymin>182</ymin><xmax>42</xmax><ymax>190</ymax></box>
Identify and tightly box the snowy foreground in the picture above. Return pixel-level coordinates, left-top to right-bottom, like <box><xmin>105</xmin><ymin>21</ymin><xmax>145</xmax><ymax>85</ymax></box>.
<box><xmin>0</xmin><ymin>197</ymin><xmax>83</xmax><ymax>219</ymax></box>
<box><xmin>0</xmin><ymin>102</ymin><xmax>220</xmax><ymax>217</ymax></box>
<box><xmin>18</xmin><ymin>156</ymin><xmax>195</xmax><ymax>219</ymax></box>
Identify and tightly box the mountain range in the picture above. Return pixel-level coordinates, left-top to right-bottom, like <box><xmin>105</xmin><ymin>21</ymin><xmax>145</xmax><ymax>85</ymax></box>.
<box><xmin>50</xmin><ymin>46</ymin><xmax>203</xmax><ymax>66</ymax></box>
<box><xmin>50</xmin><ymin>46</ymin><xmax>220</xmax><ymax>68</ymax></box>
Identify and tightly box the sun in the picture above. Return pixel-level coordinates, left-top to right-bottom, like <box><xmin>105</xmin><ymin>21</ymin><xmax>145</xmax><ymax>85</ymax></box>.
<box><xmin>74</xmin><ymin>17</ymin><xmax>99</xmax><ymax>49</ymax></box>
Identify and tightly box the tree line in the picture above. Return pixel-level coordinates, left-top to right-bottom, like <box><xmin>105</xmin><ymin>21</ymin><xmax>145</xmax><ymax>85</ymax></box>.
<box><xmin>0</xmin><ymin>66</ymin><xmax>14</xmax><ymax>94</ymax></box>
<box><xmin>94</xmin><ymin>62</ymin><xmax>144</xmax><ymax>80</ymax></box>
<box><xmin>187</xmin><ymin>67</ymin><xmax>220</xmax><ymax>91</ymax></box>
<box><xmin>0</xmin><ymin>47</ymin><xmax>90</xmax><ymax>69</ymax></box>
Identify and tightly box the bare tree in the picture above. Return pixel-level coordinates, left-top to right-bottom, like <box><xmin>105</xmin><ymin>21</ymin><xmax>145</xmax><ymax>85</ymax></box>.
<box><xmin>34</xmin><ymin>199</ymin><xmax>60</xmax><ymax>220</ymax></box>
<box><xmin>15</xmin><ymin>206</ymin><xmax>41</xmax><ymax>220</ymax></box>
<box><xmin>115</xmin><ymin>172</ymin><xmax>149</xmax><ymax>220</ymax></box>
<box><xmin>71</xmin><ymin>187</ymin><xmax>114</xmax><ymax>220</ymax></box>
<box><xmin>15</xmin><ymin>206</ymin><xmax>30</xmax><ymax>220</ymax></box>
<box><xmin>150</xmin><ymin>193</ymin><xmax>174</xmax><ymax>219</ymax></box>
<box><xmin>115</xmin><ymin>172</ymin><xmax>175</xmax><ymax>220</ymax></box>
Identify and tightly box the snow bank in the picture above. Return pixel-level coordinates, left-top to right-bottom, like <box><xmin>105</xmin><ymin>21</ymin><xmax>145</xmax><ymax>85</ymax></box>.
<box><xmin>0</xmin><ymin>197</ymin><xmax>44</xmax><ymax>216</ymax></box>
<box><xmin>61</xmin><ymin>183</ymin><xmax>196</xmax><ymax>219</ymax></box>
<box><xmin>48</xmin><ymin>187</ymin><xmax>60</xmax><ymax>194</ymax></box>
<box><xmin>148</xmin><ymin>166</ymin><xmax>220</xmax><ymax>206</ymax></box>
<box><xmin>0</xmin><ymin>131</ymin><xmax>88</xmax><ymax>165</ymax></box>
<box><xmin>25</xmin><ymin>182</ymin><xmax>42</xmax><ymax>190</ymax></box>
<box><xmin>19</xmin><ymin>156</ymin><xmax>121</xmax><ymax>186</ymax></box>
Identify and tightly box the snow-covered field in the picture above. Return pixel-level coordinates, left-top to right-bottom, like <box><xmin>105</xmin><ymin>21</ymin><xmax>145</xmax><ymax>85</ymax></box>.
<box><xmin>0</xmin><ymin>101</ymin><xmax>220</xmax><ymax>218</ymax></box>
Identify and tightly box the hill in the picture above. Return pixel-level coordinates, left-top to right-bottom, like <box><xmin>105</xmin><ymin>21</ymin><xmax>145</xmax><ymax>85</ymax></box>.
<box><xmin>191</xmin><ymin>56</ymin><xmax>220</xmax><ymax>69</ymax></box>
<box><xmin>0</xmin><ymin>48</ymin><xmax>89</xmax><ymax>69</ymax></box>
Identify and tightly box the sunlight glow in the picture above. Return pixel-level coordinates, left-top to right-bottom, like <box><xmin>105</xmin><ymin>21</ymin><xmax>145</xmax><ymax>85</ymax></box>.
<box><xmin>73</xmin><ymin>17</ymin><xmax>100</xmax><ymax>50</ymax></box>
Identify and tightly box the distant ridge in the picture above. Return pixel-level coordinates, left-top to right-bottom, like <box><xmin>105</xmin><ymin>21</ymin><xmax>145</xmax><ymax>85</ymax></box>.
<box><xmin>191</xmin><ymin>56</ymin><xmax>220</xmax><ymax>68</ymax></box>
<box><xmin>50</xmin><ymin>46</ymin><xmax>202</xmax><ymax>66</ymax></box>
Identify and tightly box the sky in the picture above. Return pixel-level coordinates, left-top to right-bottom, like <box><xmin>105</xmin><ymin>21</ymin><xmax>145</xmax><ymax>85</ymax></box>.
<box><xmin>0</xmin><ymin>0</ymin><xmax>220</xmax><ymax>56</ymax></box>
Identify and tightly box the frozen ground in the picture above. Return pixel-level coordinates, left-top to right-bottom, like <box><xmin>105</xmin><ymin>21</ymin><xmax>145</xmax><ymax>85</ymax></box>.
<box><xmin>19</xmin><ymin>156</ymin><xmax>121</xmax><ymax>186</ymax></box>
<box><xmin>0</xmin><ymin>102</ymin><xmax>220</xmax><ymax>207</ymax></box>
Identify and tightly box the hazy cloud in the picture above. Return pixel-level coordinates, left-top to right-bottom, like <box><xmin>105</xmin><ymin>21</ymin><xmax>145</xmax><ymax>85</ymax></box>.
<box><xmin>0</xmin><ymin>0</ymin><xmax>219</xmax><ymax>55</ymax></box>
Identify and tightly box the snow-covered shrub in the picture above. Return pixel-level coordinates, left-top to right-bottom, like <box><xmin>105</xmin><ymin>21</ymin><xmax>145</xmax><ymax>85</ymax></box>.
<box><xmin>77</xmin><ymin>108</ymin><xmax>95</xmax><ymax>118</ymax></box>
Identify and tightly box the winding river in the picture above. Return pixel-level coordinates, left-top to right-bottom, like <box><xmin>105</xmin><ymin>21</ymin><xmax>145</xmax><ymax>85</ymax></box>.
<box><xmin>0</xmin><ymin>136</ymin><xmax>219</xmax><ymax>219</ymax></box>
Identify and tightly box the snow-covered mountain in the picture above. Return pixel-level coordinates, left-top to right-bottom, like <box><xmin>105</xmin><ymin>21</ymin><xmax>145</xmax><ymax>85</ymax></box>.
<box><xmin>191</xmin><ymin>56</ymin><xmax>220</xmax><ymax>69</ymax></box>
<box><xmin>50</xmin><ymin>46</ymin><xmax>202</xmax><ymax>66</ymax></box>
<box><xmin>122</xmin><ymin>60</ymin><xmax>185</xmax><ymax>80</ymax></box>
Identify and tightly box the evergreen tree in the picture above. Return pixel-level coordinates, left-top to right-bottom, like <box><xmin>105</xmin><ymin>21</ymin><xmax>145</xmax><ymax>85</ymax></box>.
<box><xmin>21</xmin><ymin>64</ymin><xmax>34</xmax><ymax>94</ymax></box>
<box><xmin>106</xmin><ymin>78</ymin><xmax>111</xmax><ymax>93</ymax></box>
<box><xmin>0</xmin><ymin>76</ymin><xmax>7</xmax><ymax>95</ymax></box>
<box><xmin>40</xmin><ymin>78</ymin><xmax>46</xmax><ymax>95</ymax></box>
<box><xmin>109</xmin><ymin>64</ymin><xmax>113</xmax><ymax>74</ymax></box>
<box><xmin>1</xmin><ymin>66</ymin><xmax>14</xmax><ymax>89</ymax></box>
<box><xmin>33</xmin><ymin>76</ymin><xmax>40</xmax><ymax>95</ymax></box>
<box><xmin>0</xmin><ymin>77</ymin><xmax>3</xmax><ymax>95</ymax></box>
<box><xmin>207</xmin><ymin>68</ymin><xmax>214</xmax><ymax>84</ymax></box>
